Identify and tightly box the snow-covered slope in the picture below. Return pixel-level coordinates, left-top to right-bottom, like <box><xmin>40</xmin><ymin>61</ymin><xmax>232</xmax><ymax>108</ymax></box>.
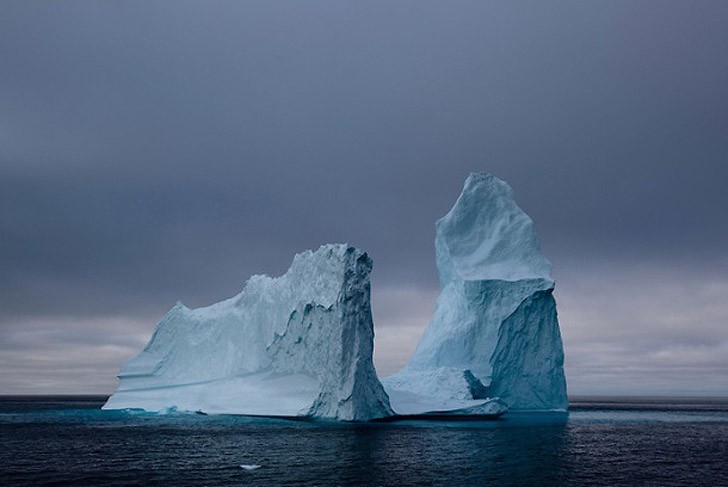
<box><xmin>383</xmin><ymin>172</ymin><xmax>568</xmax><ymax>412</ymax></box>
<box><xmin>103</xmin><ymin>244</ymin><xmax>393</xmax><ymax>421</ymax></box>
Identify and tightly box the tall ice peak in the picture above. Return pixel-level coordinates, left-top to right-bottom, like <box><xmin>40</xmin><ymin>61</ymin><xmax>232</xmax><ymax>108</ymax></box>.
<box><xmin>383</xmin><ymin>171</ymin><xmax>568</xmax><ymax>412</ymax></box>
<box><xmin>437</xmin><ymin>172</ymin><xmax>553</xmax><ymax>283</ymax></box>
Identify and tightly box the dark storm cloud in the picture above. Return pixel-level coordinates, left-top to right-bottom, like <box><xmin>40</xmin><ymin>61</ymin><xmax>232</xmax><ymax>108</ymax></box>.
<box><xmin>1</xmin><ymin>1</ymin><xmax>727</xmax><ymax>393</ymax></box>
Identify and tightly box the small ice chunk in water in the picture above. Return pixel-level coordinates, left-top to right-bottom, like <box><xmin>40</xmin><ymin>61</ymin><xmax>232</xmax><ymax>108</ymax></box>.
<box><xmin>240</xmin><ymin>464</ymin><xmax>262</xmax><ymax>471</ymax></box>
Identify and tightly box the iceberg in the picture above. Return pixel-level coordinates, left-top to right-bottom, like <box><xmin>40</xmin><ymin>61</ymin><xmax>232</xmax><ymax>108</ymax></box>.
<box><xmin>383</xmin><ymin>172</ymin><xmax>568</xmax><ymax>413</ymax></box>
<box><xmin>103</xmin><ymin>244</ymin><xmax>393</xmax><ymax>421</ymax></box>
<box><xmin>104</xmin><ymin>172</ymin><xmax>566</xmax><ymax>421</ymax></box>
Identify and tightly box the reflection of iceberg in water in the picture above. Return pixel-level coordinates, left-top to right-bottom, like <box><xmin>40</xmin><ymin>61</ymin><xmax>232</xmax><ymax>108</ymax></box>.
<box><xmin>383</xmin><ymin>172</ymin><xmax>568</xmax><ymax>414</ymax></box>
<box><xmin>350</xmin><ymin>418</ymin><xmax>569</xmax><ymax>485</ymax></box>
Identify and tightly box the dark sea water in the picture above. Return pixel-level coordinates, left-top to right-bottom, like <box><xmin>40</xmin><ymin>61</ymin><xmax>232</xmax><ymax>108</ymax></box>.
<box><xmin>1</xmin><ymin>396</ymin><xmax>727</xmax><ymax>486</ymax></box>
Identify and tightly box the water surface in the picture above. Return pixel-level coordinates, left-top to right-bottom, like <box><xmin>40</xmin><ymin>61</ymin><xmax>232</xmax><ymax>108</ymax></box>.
<box><xmin>1</xmin><ymin>396</ymin><xmax>726</xmax><ymax>485</ymax></box>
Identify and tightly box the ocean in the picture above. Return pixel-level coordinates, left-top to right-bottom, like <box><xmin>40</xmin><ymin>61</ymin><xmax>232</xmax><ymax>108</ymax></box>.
<box><xmin>1</xmin><ymin>396</ymin><xmax>726</xmax><ymax>486</ymax></box>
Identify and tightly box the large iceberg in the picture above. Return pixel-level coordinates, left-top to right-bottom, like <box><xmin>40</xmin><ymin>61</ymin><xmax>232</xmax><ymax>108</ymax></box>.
<box><xmin>105</xmin><ymin>172</ymin><xmax>566</xmax><ymax>421</ymax></box>
<box><xmin>103</xmin><ymin>244</ymin><xmax>393</xmax><ymax>421</ymax></box>
<box><xmin>383</xmin><ymin>172</ymin><xmax>568</xmax><ymax>413</ymax></box>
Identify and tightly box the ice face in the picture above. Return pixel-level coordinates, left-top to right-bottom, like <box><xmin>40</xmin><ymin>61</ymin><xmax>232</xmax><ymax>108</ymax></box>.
<box><xmin>383</xmin><ymin>172</ymin><xmax>568</xmax><ymax>413</ymax></box>
<box><xmin>103</xmin><ymin>244</ymin><xmax>393</xmax><ymax>421</ymax></box>
<box><xmin>435</xmin><ymin>172</ymin><xmax>553</xmax><ymax>284</ymax></box>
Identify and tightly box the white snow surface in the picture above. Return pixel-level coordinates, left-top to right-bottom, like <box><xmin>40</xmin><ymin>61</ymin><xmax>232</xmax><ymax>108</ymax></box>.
<box><xmin>103</xmin><ymin>244</ymin><xmax>393</xmax><ymax>421</ymax></box>
<box><xmin>382</xmin><ymin>366</ymin><xmax>507</xmax><ymax>417</ymax></box>
<box><xmin>384</xmin><ymin>172</ymin><xmax>568</xmax><ymax>412</ymax></box>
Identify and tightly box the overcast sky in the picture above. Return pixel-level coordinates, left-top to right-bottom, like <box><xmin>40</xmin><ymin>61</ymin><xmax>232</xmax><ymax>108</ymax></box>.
<box><xmin>2</xmin><ymin>1</ymin><xmax>727</xmax><ymax>396</ymax></box>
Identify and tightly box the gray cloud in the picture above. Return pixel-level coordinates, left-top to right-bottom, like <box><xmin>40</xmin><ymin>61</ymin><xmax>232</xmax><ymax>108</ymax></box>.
<box><xmin>557</xmin><ymin>266</ymin><xmax>728</xmax><ymax>395</ymax></box>
<box><xmin>0</xmin><ymin>316</ymin><xmax>151</xmax><ymax>393</ymax></box>
<box><xmin>1</xmin><ymin>1</ymin><xmax>727</xmax><ymax>395</ymax></box>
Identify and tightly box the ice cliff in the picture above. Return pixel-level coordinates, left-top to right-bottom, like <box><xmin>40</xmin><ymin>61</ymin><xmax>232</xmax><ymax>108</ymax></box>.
<box><xmin>382</xmin><ymin>172</ymin><xmax>568</xmax><ymax>413</ymax></box>
<box><xmin>103</xmin><ymin>244</ymin><xmax>393</xmax><ymax>421</ymax></box>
